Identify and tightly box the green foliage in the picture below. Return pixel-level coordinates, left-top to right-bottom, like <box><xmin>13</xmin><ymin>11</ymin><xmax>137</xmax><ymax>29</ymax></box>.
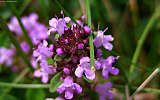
<box><xmin>26</xmin><ymin>89</ymin><xmax>45</xmax><ymax>100</ymax></box>
<box><xmin>49</xmin><ymin>72</ymin><xmax>62</xmax><ymax>93</ymax></box>
<box><xmin>83</xmin><ymin>75</ymin><xmax>94</xmax><ymax>83</ymax></box>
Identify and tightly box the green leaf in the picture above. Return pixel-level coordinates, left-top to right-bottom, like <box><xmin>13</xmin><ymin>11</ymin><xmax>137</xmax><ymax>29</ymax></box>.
<box><xmin>47</xmin><ymin>58</ymin><xmax>54</xmax><ymax>65</ymax></box>
<box><xmin>83</xmin><ymin>75</ymin><xmax>94</xmax><ymax>83</ymax></box>
<box><xmin>49</xmin><ymin>72</ymin><xmax>63</xmax><ymax>93</ymax></box>
<box><xmin>1</xmin><ymin>94</ymin><xmax>17</xmax><ymax>100</ymax></box>
<box><xmin>26</xmin><ymin>89</ymin><xmax>45</xmax><ymax>100</ymax></box>
<box><xmin>0</xmin><ymin>32</ymin><xmax>10</xmax><ymax>47</ymax></box>
<box><xmin>54</xmin><ymin>33</ymin><xmax>60</xmax><ymax>40</ymax></box>
<box><xmin>54</xmin><ymin>55</ymin><xmax>65</xmax><ymax>61</ymax></box>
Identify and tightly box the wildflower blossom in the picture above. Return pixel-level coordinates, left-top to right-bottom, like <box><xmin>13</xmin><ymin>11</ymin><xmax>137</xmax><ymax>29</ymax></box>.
<box><xmin>8</xmin><ymin>13</ymin><xmax>48</xmax><ymax>45</ymax></box>
<box><xmin>48</xmin><ymin>17</ymin><xmax>71</xmax><ymax>35</ymax></box>
<box><xmin>94</xmin><ymin>27</ymin><xmax>114</xmax><ymax>51</ymax></box>
<box><xmin>0</xmin><ymin>47</ymin><xmax>14</xmax><ymax>66</ymax></box>
<box><xmin>75</xmin><ymin>57</ymin><xmax>101</xmax><ymax>80</ymax></box>
<box><xmin>96</xmin><ymin>82</ymin><xmax>114</xmax><ymax>100</ymax></box>
<box><xmin>20</xmin><ymin>42</ymin><xmax>30</xmax><ymax>52</ymax></box>
<box><xmin>57</xmin><ymin>76</ymin><xmax>82</xmax><ymax>99</ymax></box>
<box><xmin>100</xmin><ymin>56</ymin><xmax>119</xmax><ymax>79</ymax></box>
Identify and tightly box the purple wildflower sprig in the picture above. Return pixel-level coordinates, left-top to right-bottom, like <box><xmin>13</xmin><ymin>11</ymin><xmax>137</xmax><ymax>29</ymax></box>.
<box><xmin>30</xmin><ymin>13</ymin><xmax>119</xmax><ymax>100</ymax></box>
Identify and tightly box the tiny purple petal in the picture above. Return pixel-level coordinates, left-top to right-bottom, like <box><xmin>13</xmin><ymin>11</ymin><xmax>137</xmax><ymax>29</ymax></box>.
<box><xmin>56</xmin><ymin>48</ymin><xmax>64</xmax><ymax>56</ymax></box>
<box><xmin>77</xmin><ymin>43</ymin><xmax>84</xmax><ymax>49</ymax></box>
<box><xmin>20</xmin><ymin>42</ymin><xmax>30</xmax><ymax>52</ymax></box>
<box><xmin>102</xmin><ymin>68</ymin><xmax>109</xmax><ymax>79</ymax></box>
<box><xmin>97</xmin><ymin>49</ymin><xmax>102</xmax><ymax>57</ymax></box>
<box><xmin>75</xmin><ymin>66</ymin><xmax>84</xmax><ymax>78</ymax></box>
<box><xmin>63</xmin><ymin>68</ymin><xmax>70</xmax><ymax>74</ymax></box>
<box><xmin>57</xmin><ymin>84</ymin><xmax>65</xmax><ymax>94</ymax></box>
<box><xmin>110</xmin><ymin>67</ymin><xmax>119</xmax><ymax>75</ymax></box>
<box><xmin>74</xmin><ymin>83</ymin><xmax>82</xmax><ymax>94</ymax></box>
<box><xmin>65</xmin><ymin>90</ymin><xmax>73</xmax><ymax>99</ymax></box>
<box><xmin>83</xmin><ymin>26</ymin><xmax>91</xmax><ymax>35</ymax></box>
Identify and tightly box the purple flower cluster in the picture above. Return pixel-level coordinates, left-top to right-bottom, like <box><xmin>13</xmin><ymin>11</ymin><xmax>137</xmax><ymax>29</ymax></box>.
<box><xmin>8</xmin><ymin>13</ymin><xmax>48</xmax><ymax>45</ymax></box>
<box><xmin>0</xmin><ymin>47</ymin><xmax>15</xmax><ymax>66</ymax></box>
<box><xmin>31</xmin><ymin>14</ymin><xmax>119</xmax><ymax>99</ymax></box>
<box><xmin>32</xmin><ymin>40</ymin><xmax>56</xmax><ymax>83</ymax></box>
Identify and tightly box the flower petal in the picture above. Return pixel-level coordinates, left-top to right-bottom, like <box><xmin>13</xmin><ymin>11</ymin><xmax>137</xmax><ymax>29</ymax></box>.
<box><xmin>74</xmin><ymin>83</ymin><xmax>82</xmax><ymax>94</ymax></box>
<box><xmin>57</xmin><ymin>84</ymin><xmax>65</xmax><ymax>94</ymax></box>
<box><xmin>94</xmin><ymin>36</ymin><xmax>102</xmax><ymax>48</ymax></box>
<box><xmin>33</xmin><ymin>70</ymin><xmax>42</xmax><ymax>77</ymax></box>
<box><xmin>65</xmin><ymin>90</ymin><xmax>73</xmax><ymax>99</ymax></box>
<box><xmin>75</xmin><ymin>66</ymin><xmax>84</xmax><ymax>78</ymax></box>
<box><xmin>110</xmin><ymin>67</ymin><xmax>119</xmax><ymax>75</ymax></box>
<box><xmin>103</xmin><ymin>42</ymin><xmax>113</xmax><ymax>51</ymax></box>
<box><xmin>80</xmin><ymin>57</ymin><xmax>90</xmax><ymax>64</ymax></box>
<box><xmin>102</xmin><ymin>68</ymin><xmax>109</xmax><ymax>79</ymax></box>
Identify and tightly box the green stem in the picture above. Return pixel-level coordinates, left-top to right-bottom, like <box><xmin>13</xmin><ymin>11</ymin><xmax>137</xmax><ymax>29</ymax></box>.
<box><xmin>0</xmin><ymin>82</ymin><xmax>49</xmax><ymax>89</ymax></box>
<box><xmin>19</xmin><ymin>0</ymin><xmax>32</xmax><ymax>15</ymax></box>
<box><xmin>114</xmin><ymin>85</ymin><xmax>160</xmax><ymax>94</ymax></box>
<box><xmin>0</xmin><ymin>17</ymin><xmax>33</xmax><ymax>71</ymax></box>
<box><xmin>0</xmin><ymin>68</ymin><xmax>29</xmax><ymax>99</ymax></box>
<box><xmin>85</xmin><ymin>0</ymin><xmax>95</xmax><ymax>70</ymax></box>
<box><xmin>9</xmin><ymin>3</ymin><xmax>33</xmax><ymax>49</ymax></box>
<box><xmin>1</xmin><ymin>82</ymin><xmax>160</xmax><ymax>94</ymax></box>
<box><xmin>129</xmin><ymin>7</ymin><xmax>160</xmax><ymax>78</ymax></box>
<box><xmin>55</xmin><ymin>0</ymin><xmax>77</xmax><ymax>24</ymax></box>
<box><xmin>40</xmin><ymin>0</ymin><xmax>49</xmax><ymax>24</ymax></box>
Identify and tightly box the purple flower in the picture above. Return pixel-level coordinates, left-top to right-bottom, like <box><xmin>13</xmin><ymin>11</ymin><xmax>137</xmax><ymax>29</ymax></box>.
<box><xmin>57</xmin><ymin>76</ymin><xmax>82</xmax><ymax>99</ymax></box>
<box><xmin>33</xmin><ymin>60</ymin><xmax>56</xmax><ymax>83</ymax></box>
<box><xmin>33</xmin><ymin>40</ymin><xmax>53</xmax><ymax>62</ymax></box>
<box><xmin>45</xmin><ymin>97</ymin><xmax>64</xmax><ymax>100</ymax></box>
<box><xmin>93</xmin><ymin>27</ymin><xmax>114</xmax><ymax>51</ymax></box>
<box><xmin>95</xmin><ymin>82</ymin><xmax>114</xmax><ymax>100</ymax></box>
<box><xmin>63</xmin><ymin>68</ymin><xmax>70</xmax><ymax>74</ymax></box>
<box><xmin>75</xmin><ymin>57</ymin><xmax>101</xmax><ymax>80</ymax></box>
<box><xmin>8</xmin><ymin>16</ymin><xmax>22</xmax><ymax>36</ymax></box>
<box><xmin>96</xmin><ymin>49</ymin><xmax>102</xmax><ymax>57</ymax></box>
<box><xmin>8</xmin><ymin>13</ymin><xmax>49</xmax><ymax>45</ymax></box>
<box><xmin>77</xmin><ymin>43</ymin><xmax>84</xmax><ymax>49</ymax></box>
<box><xmin>0</xmin><ymin>47</ymin><xmax>14</xmax><ymax>66</ymax></box>
<box><xmin>20</xmin><ymin>42</ymin><xmax>30</xmax><ymax>52</ymax></box>
<box><xmin>100</xmin><ymin>56</ymin><xmax>119</xmax><ymax>79</ymax></box>
<box><xmin>48</xmin><ymin>17</ymin><xmax>71</xmax><ymax>35</ymax></box>
<box><xmin>83</xmin><ymin>26</ymin><xmax>91</xmax><ymax>35</ymax></box>
<box><xmin>56</xmin><ymin>48</ymin><xmax>64</xmax><ymax>56</ymax></box>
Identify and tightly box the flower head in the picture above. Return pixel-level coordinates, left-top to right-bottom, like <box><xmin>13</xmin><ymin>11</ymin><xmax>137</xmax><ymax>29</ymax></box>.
<box><xmin>96</xmin><ymin>82</ymin><xmax>114</xmax><ymax>100</ymax></box>
<box><xmin>57</xmin><ymin>76</ymin><xmax>82</xmax><ymax>99</ymax></box>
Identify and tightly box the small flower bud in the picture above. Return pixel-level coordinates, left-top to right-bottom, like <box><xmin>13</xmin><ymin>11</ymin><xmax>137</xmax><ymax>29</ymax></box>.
<box><xmin>78</xmin><ymin>43</ymin><xmax>84</xmax><ymax>49</ymax></box>
<box><xmin>83</xmin><ymin>26</ymin><xmax>91</xmax><ymax>35</ymax></box>
<box><xmin>56</xmin><ymin>48</ymin><xmax>64</xmax><ymax>56</ymax></box>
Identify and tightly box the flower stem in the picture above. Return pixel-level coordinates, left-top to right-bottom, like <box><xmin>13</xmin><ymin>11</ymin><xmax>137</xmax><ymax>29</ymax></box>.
<box><xmin>55</xmin><ymin>0</ymin><xmax>77</xmax><ymax>24</ymax></box>
<box><xmin>19</xmin><ymin>0</ymin><xmax>32</xmax><ymax>15</ymax></box>
<box><xmin>129</xmin><ymin>68</ymin><xmax>160</xmax><ymax>99</ymax></box>
<box><xmin>0</xmin><ymin>82</ymin><xmax>49</xmax><ymax>89</ymax></box>
<box><xmin>8</xmin><ymin>2</ymin><xmax>33</xmax><ymax>49</ymax></box>
<box><xmin>40</xmin><ymin>0</ymin><xmax>49</xmax><ymax>24</ymax></box>
<box><xmin>113</xmin><ymin>85</ymin><xmax>160</xmax><ymax>94</ymax></box>
<box><xmin>129</xmin><ymin>7</ymin><xmax>160</xmax><ymax>79</ymax></box>
<box><xmin>0</xmin><ymin>17</ymin><xmax>34</xmax><ymax>71</ymax></box>
<box><xmin>85</xmin><ymin>0</ymin><xmax>95</xmax><ymax>70</ymax></box>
